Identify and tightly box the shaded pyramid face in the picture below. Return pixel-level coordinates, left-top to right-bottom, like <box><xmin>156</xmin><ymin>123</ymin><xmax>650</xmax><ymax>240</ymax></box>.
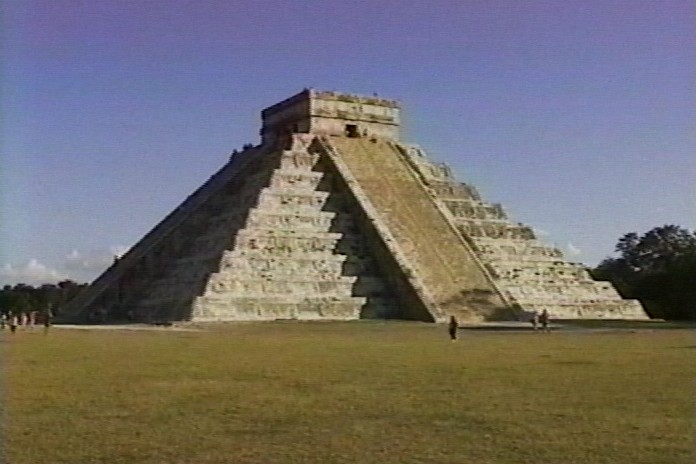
<box><xmin>68</xmin><ymin>135</ymin><xmax>411</xmax><ymax>323</ymax></box>
<box><xmin>62</xmin><ymin>90</ymin><xmax>648</xmax><ymax>323</ymax></box>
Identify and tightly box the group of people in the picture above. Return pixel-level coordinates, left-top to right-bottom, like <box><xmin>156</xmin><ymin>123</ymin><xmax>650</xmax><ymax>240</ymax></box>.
<box><xmin>0</xmin><ymin>308</ymin><xmax>53</xmax><ymax>334</ymax></box>
<box><xmin>446</xmin><ymin>309</ymin><xmax>552</xmax><ymax>340</ymax></box>
<box><xmin>530</xmin><ymin>309</ymin><xmax>551</xmax><ymax>332</ymax></box>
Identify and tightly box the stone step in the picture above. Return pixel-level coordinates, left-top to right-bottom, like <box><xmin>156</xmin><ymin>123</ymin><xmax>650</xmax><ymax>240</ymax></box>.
<box><xmin>510</xmin><ymin>294</ymin><xmax>625</xmax><ymax>307</ymax></box>
<box><xmin>441</xmin><ymin>199</ymin><xmax>506</xmax><ymax>219</ymax></box>
<box><xmin>268</xmin><ymin>170</ymin><xmax>325</xmax><ymax>190</ymax></box>
<box><xmin>245</xmin><ymin>209</ymin><xmax>335</xmax><ymax>230</ymax></box>
<box><xmin>204</xmin><ymin>275</ymin><xmax>358</xmax><ymax>296</ymax></box>
<box><xmin>192</xmin><ymin>295</ymin><xmax>367</xmax><ymax>321</ymax></box>
<box><xmin>426</xmin><ymin>181</ymin><xmax>482</xmax><ymax>201</ymax></box>
<box><xmin>399</xmin><ymin>145</ymin><xmax>459</xmax><ymax>183</ymax></box>
<box><xmin>233</xmin><ymin>231</ymin><xmax>342</xmax><ymax>254</ymax></box>
<box><xmin>236</xmin><ymin>227</ymin><xmax>342</xmax><ymax>239</ymax></box>
<box><xmin>256</xmin><ymin>188</ymin><xmax>330</xmax><ymax>210</ymax></box>
<box><xmin>505</xmin><ymin>282</ymin><xmax>620</xmax><ymax>300</ymax></box>
<box><xmin>516</xmin><ymin>300</ymin><xmax>646</xmax><ymax>319</ymax></box>
<box><xmin>219</xmin><ymin>253</ymin><xmax>347</xmax><ymax>273</ymax></box>
<box><xmin>488</xmin><ymin>262</ymin><xmax>591</xmax><ymax>281</ymax></box>
<box><xmin>142</xmin><ymin>275</ymin><xmax>388</xmax><ymax>308</ymax></box>
<box><xmin>279</xmin><ymin>151</ymin><xmax>321</xmax><ymax>170</ymax></box>
<box><xmin>218</xmin><ymin>253</ymin><xmax>382</xmax><ymax>278</ymax></box>
<box><xmin>489</xmin><ymin>260</ymin><xmax>586</xmax><ymax>271</ymax></box>
<box><xmin>474</xmin><ymin>237</ymin><xmax>548</xmax><ymax>245</ymax></box>
<box><xmin>481</xmin><ymin>254</ymin><xmax>566</xmax><ymax>264</ymax></box>
<box><xmin>475</xmin><ymin>243</ymin><xmax>563</xmax><ymax>260</ymax></box>
<box><xmin>456</xmin><ymin>222</ymin><xmax>535</xmax><ymax>240</ymax></box>
<box><xmin>226</xmin><ymin>248</ymin><xmax>347</xmax><ymax>260</ymax></box>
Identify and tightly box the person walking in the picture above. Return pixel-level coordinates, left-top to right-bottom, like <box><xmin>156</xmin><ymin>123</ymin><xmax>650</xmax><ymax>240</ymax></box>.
<box><xmin>448</xmin><ymin>315</ymin><xmax>458</xmax><ymax>341</ymax></box>
<box><xmin>9</xmin><ymin>312</ymin><xmax>18</xmax><ymax>334</ymax></box>
<box><xmin>531</xmin><ymin>311</ymin><xmax>539</xmax><ymax>331</ymax></box>
<box><xmin>539</xmin><ymin>309</ymin><xmax>550</xmax><ymax>333</ymax></box>
<box><xmin>28</xmin><ymin>310</ymin><xmax>38</xmax><ymax>329</ymax></box>
<box><xmin>42</xmin><ymin>306</ymin><xmax>54</xmax><ymax>335</ymax></box>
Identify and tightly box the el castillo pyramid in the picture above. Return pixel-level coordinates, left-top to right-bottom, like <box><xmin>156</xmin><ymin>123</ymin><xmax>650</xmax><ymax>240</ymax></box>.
<box><xmin>61</xmin><ymin>89</ymin><xmax>648</xmax><ymax>323</ymax></box>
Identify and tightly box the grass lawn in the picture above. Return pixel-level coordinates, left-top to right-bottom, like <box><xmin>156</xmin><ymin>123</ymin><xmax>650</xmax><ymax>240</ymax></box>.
<box><xmin>558</xmin><ymin>319</ymin><xmax>696</xmax><ymax>330</ymax></box>
<box><xmin>2</xmin><ymin>322</ymin><xmax>694</xmax><ymax>464</ymax></box>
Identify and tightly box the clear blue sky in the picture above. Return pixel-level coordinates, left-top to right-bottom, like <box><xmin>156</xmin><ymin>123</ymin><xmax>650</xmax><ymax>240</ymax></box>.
<box><xmin>1</xmin><ymin>0</ymin><xmax>694</xmax><ymax>285</ymax></box>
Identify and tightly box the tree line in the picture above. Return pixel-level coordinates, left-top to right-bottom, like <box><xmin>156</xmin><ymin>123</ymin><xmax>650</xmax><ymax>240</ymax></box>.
<box><xmin>591</xmin><ymin>225</ymin><xmax>696</xmax><ymax>320</ymax></box>
<box><xmin>0</xmin><ymin>280</ymin><xmax>88</xmax><ymax>317</ymax></box>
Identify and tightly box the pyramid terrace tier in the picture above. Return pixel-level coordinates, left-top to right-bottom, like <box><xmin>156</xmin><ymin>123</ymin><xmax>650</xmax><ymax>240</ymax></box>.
<box><xmin>192</xmin><ymin>300</ymin><xmax>411</xmax><ymax>321</ymax></box>
<box><xmin>209</xmin><ymin>275</ymin><xmax>388</xmax><ymax>297</ymax></box>
<box><xmin>456</xmin><ymin>221</ymin><xmax>536</xmax><ymax>240</ymax></box>
<box><xmin>219</xmin><ymin>253</ymin><xmax>381</xmax><ymax>277</ymax></box>
<box><xmin>256</xmin><ymin>189</ymin><xmax>330</xmax><ymax>211</ymax></box>
<box><xmin>279</xmin><ymin>150</ymin><xmax>321</xmax><ymax>170</ymax></box>
<box><xmin>512</xmin><ymin>300</ymin><xmax>647</xmax><ymax>319</ymax></box>
<box><xmin>192</xmin><ymin>295</ymin><xmax>368</xmax><ymax>321</ymax></box>
<box><xmin>233</xmin><ymin>230</ymin><xmax>343</xmax><ymax>254</ymax></box>
<box><xmin>425</xmin><ymin>181</ymin><xmax>482</xmax><ymax>201</ymax></box>
<box><xmin>398</xmin><ymin>144</ymin><xmax>459</xmax><ymax>182</ymax></box>
<box><xmin>138</xmin><ymin>274</ymin><xmax>390</xmax><ymax>309</ymax></box>
<box><xmin>473</xmin><ymin>237</ymin><xmax>564</xmax><ymax>262</ymax></box>
<box><xmin>244</xmin><ymin>209</ymin><xmax>336</xmax><ymax>231</ymax></box>
<box><xmin>207</xmin><ymin>275</ymin><xmax>358</xmax><ymax>296</ymax></box>
<box><xmin>268</xmin><ymin>170</ymin><xmax>326</xmax><ymax>190</ymax></box>
<box><xmin>504</xmin><ymin>281</ymin><xmax>625</xmax><ymax>303</ymax></box>
<box><xmin>486</xmin><ymin>261</ymin><xmax>594</xmax><ymax>281</ymax></box>
<box><xmin>442</xmin><ymin>199</ymin><xmax>508</xmax><ymax>220</ymax></box>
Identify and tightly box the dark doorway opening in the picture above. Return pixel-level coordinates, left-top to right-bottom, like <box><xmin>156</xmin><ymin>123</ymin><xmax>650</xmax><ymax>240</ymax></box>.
<box><xmin>345</xmin><ymin>124</ymin><xmax>359</xmax><ymax>138</ymax></box>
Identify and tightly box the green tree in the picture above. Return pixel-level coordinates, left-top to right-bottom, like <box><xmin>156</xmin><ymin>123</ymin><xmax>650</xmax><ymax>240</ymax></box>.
<box><xmin>0</xmin><ymin>280</ymin><xmax>88</xmax><ymax>316</ymax></box>
<box><xmin>593</xmin><ymin>225</ymin><xmax>696</xmax><ymax>320</ymax></box>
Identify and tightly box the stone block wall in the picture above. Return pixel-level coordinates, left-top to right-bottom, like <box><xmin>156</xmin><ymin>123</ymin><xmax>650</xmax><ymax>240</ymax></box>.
<box><xmin>398</xmin><ymin>143</ymin><xmax>647</xmax><ymax>320</ymax></box>
<box><xmin>190</xmin><ymin>134</ymin><xmax>401</xmax><ymax>321</ymax></box>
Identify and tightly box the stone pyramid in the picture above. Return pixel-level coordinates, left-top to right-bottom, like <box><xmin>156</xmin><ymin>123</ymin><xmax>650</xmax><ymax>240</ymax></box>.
<box><xmin>61</xmin><ymin>89</ymin><xmax>648</xmax><ymax>323</ymax></box>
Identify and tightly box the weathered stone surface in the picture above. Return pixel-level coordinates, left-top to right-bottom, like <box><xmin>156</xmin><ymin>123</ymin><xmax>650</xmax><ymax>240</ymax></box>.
<box><xmin>320</xmin><ymin>137</ymin><xmax>507</xmax><ymax>322</ymax></box>
<box><xmin>399</xmin><ymin>144</ymin><xmax>647</xmax><ymax>320</ymax></box>
<box><xmin>60</xmin><ymin>89</ymin><xmax>648</xmax><ymax>323</ymax></box>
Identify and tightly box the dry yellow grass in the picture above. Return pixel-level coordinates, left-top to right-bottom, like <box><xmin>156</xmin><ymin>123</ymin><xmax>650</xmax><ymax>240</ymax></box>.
<box><xmin>2</xmin><ymin>322</ymin><xmax>695</xmax><ymax>464</ymax></box>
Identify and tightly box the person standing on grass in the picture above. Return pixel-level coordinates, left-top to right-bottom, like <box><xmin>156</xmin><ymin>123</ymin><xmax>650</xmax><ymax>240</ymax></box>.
<box><xmin>42</xmin><ymin>306</ymin><xmax>54</xmax><ymax>335</ymax></box>
<box><xmin>539</xmin><ymin>309</ymin><xmax>550</xmax><ymax>332</ymax></box>
<box><xmin>28</xmin><ymin>310</ymin><xmax>38</xmax><ymax>329</ymax></box>
<box><xmin>448</xmin><ymin>315</ymin><xmax>458</xmax><ymax>341</ymax></box>
<box><xmin>9</xmin><ymin>311</ymin><xmax>18</xmax><ymax>334</ymax></box>
<box><xmin>531</xmin><ymin>311</ymin><xmax>540</xmax><ymax>331</ymax></box>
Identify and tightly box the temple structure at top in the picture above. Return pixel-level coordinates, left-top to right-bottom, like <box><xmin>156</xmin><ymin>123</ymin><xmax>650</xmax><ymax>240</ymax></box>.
<box><xmin>260</xmin><ymin>89</ymin><xmax>401</xmax><ymax>144</ymax></box>
<box><xmin>60</xmin><ymin>89</ymin><xmax>648</xmax><ymax>323</ymax></box>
